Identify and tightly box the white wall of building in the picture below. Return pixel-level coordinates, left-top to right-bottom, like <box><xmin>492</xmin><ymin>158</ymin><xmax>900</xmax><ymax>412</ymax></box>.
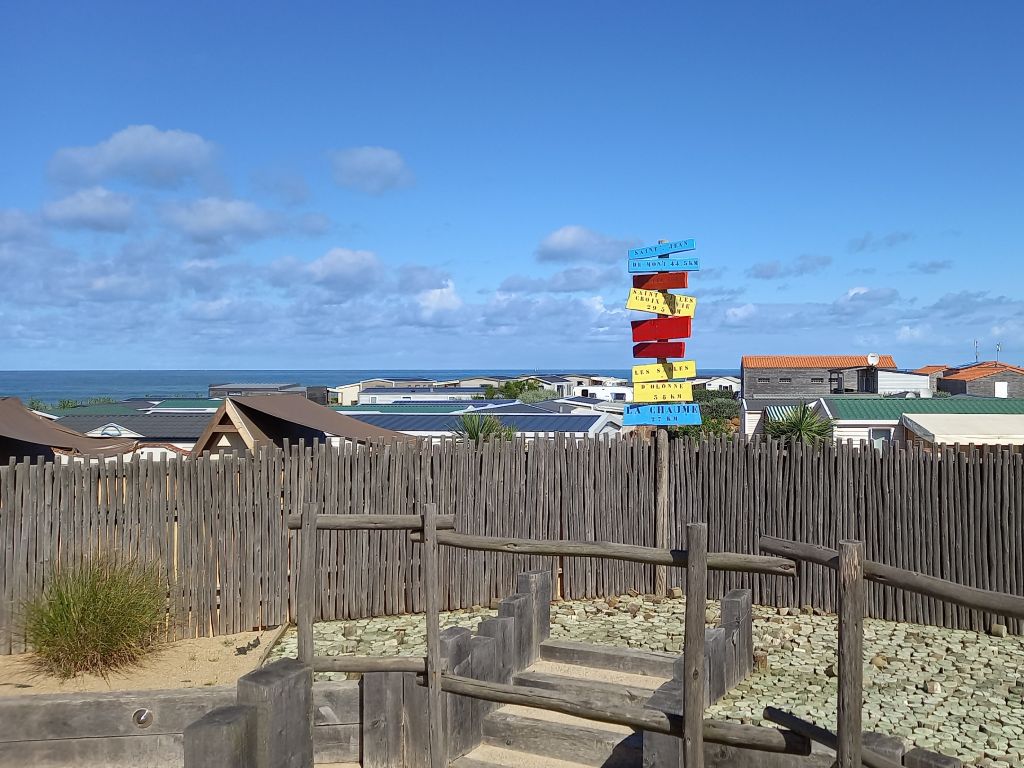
<box><xmin>876</xmin><ymin>371</ymin><xmax>932</xmax><ymax>397</ymax></box>
<box><xmin>572</xmin><ymin>385</ymin><xmax>632</xmax><ymax>402</ymax></box>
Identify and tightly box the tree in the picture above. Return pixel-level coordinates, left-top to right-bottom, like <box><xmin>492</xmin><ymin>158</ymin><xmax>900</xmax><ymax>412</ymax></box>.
<box><xmin>484</xmin><ymin>379</ymin><xmax>547</xmax><ymax>400</ymax></box>
<box><xmin>764</xmin><ymin>403</ymin><xmax>834</xmax><ymax>444</ymax></box>
<box><xmin>452</xmin><ymin>413</ymin><xmax>517</xmax><ymax>442</ymax></box>
<box><xmin>669</xmin><ymin>416</ymin><xmax>732</xmax><ymax>440</ymax></box>
<box><xmin>692</xmin><ymin>389</ymin><xmax>739</xmax><ymax>421</ymax></box>
<box><xmin>26</xmin><ymin>398</ymin><xmax>51</xmax><ymax>412</ymax></box>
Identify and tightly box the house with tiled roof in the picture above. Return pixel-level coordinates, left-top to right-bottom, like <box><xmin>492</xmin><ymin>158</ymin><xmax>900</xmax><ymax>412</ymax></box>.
<box><xmin>936</xmin><ymin>361</ymin><xmax>1024</xmax><ymax>398</ymax></box>
<box><xmin>740</xmin><ymin>354</ymin><xmax>918</xmax><ymax>400</ymax></box>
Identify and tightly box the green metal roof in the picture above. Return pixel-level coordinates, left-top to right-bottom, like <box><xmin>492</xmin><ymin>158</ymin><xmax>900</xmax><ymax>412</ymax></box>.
<box><xmin>51</xmin><ymin>403</ymin><xmax>144</xmax><ymax>416</ymax></box>
<box><xmin>149</xmin><ymin>398</ymin><xmax>222</xmax><ymax>409</ymax></box>
<box><xmin>823</xmin><ymin>397</ymin><xmax>1024</xmax><ymax>421</ymax></box>
<box><xmin>331</xmin><ymin>404</ymin><xmax>469</xmax><ymax>414</ymax></box>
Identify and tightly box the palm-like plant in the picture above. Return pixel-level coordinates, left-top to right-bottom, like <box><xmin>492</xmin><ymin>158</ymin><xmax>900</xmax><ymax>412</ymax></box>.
<box><xmin>765</xmin><ymin>403</ymin><xmax>834</xmax><ymax>443</ymax></box>
<box><xmin>452</xmin><ymin>413</ymin><xmax>517</xmax><ymax>442</ymax></box>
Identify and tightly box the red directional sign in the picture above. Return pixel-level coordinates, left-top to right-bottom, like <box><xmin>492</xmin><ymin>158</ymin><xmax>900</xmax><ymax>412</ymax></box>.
<box><xmin>631</xmin><ymin>316</ymin><xmax>692</xmax><ymax>343</ymax></box>
<box><xmin>632</xmin><ymin>272</ymin><xmax>688</xmax><ymax>291</ymax></box>
<box><xmin>633</xmin><ymin>341</ymin><xmax>686</xmax><ymax>358</ymax></box>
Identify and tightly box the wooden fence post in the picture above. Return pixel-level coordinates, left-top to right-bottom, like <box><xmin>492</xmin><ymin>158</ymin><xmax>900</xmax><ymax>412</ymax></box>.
<box><xmin>682</xmin><ymin>522</ymin><xmax>707</xmax><ymax>767</ymax></box>
<box><xmin>655</xmin><ymin>428</ymin><xmax>670</xmax><ymax>596</ymax></box>
<box><xmin>422</xmin><ymin>501</ymin><xmax>444</xmax><ymax>768</ymax></box>
<box><xmin>297</xmin><ymin>502</ymin><xmax>316</xmax><ymax>665</ymax></box>
<box><xmin>837</xmin><ymin>540</ymin><xmax>865</xmax><ymax>768</ymax></box>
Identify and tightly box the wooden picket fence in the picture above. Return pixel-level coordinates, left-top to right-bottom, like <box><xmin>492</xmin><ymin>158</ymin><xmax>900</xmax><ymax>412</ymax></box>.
<box><xmin>1</xmin><ymin>436</ymin><xmax>1022</xmax><ymax>655</ymax></box>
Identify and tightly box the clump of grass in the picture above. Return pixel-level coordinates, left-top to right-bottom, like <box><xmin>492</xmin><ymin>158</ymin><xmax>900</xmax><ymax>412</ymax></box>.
<box><xmin>22</xmin><ymin>556</ymin><xmax>167</xmax><ymax>678</ymax></box>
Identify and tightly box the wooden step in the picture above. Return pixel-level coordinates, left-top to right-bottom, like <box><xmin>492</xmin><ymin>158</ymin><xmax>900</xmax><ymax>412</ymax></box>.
<box><xmin>482</xmin><ymin>709</ymin><xmax>642</xmax><ymax>768</ymax></box>
<box><xmin>539</xmin><ymin>639</ymin><xmax>678</xmax><ymax>678</ymax></box>
<box><xmin>452</xmin><ymin>744</ymin><xmax>595</xmax><ymax>768</ymax></box>
<box><xmin>512</xmin><ymin>670</ymin><xmax>658</xmax><ymax>707</ymax></box>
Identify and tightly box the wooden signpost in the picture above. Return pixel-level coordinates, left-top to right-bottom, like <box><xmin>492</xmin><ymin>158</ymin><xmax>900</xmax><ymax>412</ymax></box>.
<box><xmin>633</xmin><ymin>381</ymin><xmax>694</xmax><ymax>403</ymax></box>
<box><xmin>625</xmin><ymin>288</ymin><xmax>697</xmax><ymax>317</ymax></box>
<box><xmin>622</xmin><ymin>236</ymin><xmax>702</xmax><ymax>429</ymax></box>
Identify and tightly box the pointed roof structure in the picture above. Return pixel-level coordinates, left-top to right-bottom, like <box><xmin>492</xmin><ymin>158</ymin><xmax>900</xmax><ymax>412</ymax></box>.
<box><xmin>191</xmin><ymin>394</ymin><xmax>414</xmax><ymax>455</ymax></box>
<box><xmin>0</xmin><ymin>397</ymin><xmax>137</xmax><ymax>461</ymax></box>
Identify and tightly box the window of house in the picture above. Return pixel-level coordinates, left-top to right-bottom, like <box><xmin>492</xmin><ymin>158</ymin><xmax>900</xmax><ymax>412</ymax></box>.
<box><xmin>757</xmin><ymin>377</ymin><xmax>770</xmax><ymax>384</ymax></box>
<box><xmin>995</xmin><ymin>381</ymin><xmax>1009</xmax><ymax>398</ymax></box>
<box><xmin>869</xmin><ymin>428</ymin><xmax>892</xmax><ymax>450</ymax></box>
<box><xmin>811</xmin><ymin>377</ymin><xmax>824</xmax><ymax>384</ymax></box>
<box><xmin>613</xmin><ymin>392</ymin><xmax>625</xmax><ymax>401</ymax></box>
<box><xmin>779</xmin><ymin>377</ymin><xmax>792</xmax><ymax>383</ymax></box>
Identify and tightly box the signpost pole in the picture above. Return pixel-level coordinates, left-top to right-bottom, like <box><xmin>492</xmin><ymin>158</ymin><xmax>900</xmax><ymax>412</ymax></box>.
<box><xmin>654</xmin><ymin>238</ymin><xmax>670</xmax><ymax>598</ymax></box>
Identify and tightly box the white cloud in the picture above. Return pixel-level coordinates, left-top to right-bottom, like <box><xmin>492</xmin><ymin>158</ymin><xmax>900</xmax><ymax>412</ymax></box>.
<box><xmin>725</xmin><ymin>303</ymin><xmax>757</xmax><ymax>323</ymax></box>
<box><xmin>42</xmin><ymin>187</ymin><xmax>135</xmax><ymax>231</ymax></box>
<box><xmin>49</xmin><ymin>125</ymin><xmax>216</xmax><ymax>188</ymax></box>
<box><xmin>0</xmin><ymin>209</ymin><xmax>40</xmax><ymax>242</ymax></box>
<box><xmin>330</xmin><ymin>146</ymin><xmax>413</xmax><ymax>194</ymax></box>
<box><xmin>535</xmin><ymin>225</ymin><xmax>636</xmax><ymax>263</ymax></box>
<box><xmin>897</xmin><ymin>324</ymin><xmax>926</xmax><ymax>341</ymax></box>
<box><xmin>417</xmin><ymin>280</ymin><xmax>462</xmax><ymax>315</ymax></box>
<box><xmin>306</xmin><ymin>247</ymin><xmax>380</xmax><ymax>286</ymax></box>
<box><xmin>163</xmin><ymin>197</ymin><xmax>279</xmax><ymax>242</ymax></box>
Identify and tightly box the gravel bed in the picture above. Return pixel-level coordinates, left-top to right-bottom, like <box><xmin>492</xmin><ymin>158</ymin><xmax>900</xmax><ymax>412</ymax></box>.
<box><xmin>268</xmin><ymin>594</ymin><xmax>1024</xmax><ymax>766</ymax></box>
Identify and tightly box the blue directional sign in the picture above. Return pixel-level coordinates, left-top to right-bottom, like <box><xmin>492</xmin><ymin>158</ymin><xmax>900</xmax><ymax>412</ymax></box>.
<box><xmin>623</xmin><ymin>403</ymin><xmax>702</xmax><ymax>427</ymax></box>
<box><xmin>628</xmin><ymin>255</ymin><xmax>700</xmax><ymax>274</ymax></box>
<box><xmin>627</xmin><ymin>239</ymin><xmax>696</xmax><ymax>260</ymax></box>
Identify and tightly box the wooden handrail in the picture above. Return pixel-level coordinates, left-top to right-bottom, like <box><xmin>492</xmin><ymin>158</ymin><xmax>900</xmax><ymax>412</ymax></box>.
<box><xmin>433</xmin><ymin>674</ymin><xmax>810</xmax><ymax>755</ymax></box>
<box><xmin>286</xmin><ymin>512</ymin><xmax>456</xmax><ymax>531</ymax></box>
<box><xmin>760</xmin><ymin>536</ymin><xmax>1024</xmax><ymax>620</ymax></box>
<box><xmin>764</xmin><ymin>708</ymin><xmax>901</xmax><ymax>768</ymax></box>
<box><xmin>415</xmin><ymin>531</ymin><xmax>797</xmax><ymax>577</ymax></box>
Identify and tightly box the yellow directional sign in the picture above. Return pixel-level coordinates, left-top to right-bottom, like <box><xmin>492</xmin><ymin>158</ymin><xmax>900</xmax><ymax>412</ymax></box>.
<box><xmin>633</xmin><ymin>381</ymin><xmax>694</xmax><ymax>403</ymax></box>
<box><xmin>632</xmin><ymin>360</ymin><xmax>697</xmax><ymax>383</ymax></box>
<box><xmin>625</xmin><ymin>288</ymin><xmax>697</xmax><ymax>317</ymax></box>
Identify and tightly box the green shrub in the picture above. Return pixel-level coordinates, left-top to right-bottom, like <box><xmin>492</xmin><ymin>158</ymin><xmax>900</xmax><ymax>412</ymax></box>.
<box><xmin>22</xmin><ymin>556</ymin><xmax>168</xmax><ymax>678</ymax></box>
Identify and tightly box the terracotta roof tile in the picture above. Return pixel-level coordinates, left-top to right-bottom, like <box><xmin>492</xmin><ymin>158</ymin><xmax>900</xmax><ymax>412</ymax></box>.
<box><xmin>913</xmin><ymin>365</ymin><xmax>948</xmax><ymax>375</ymax></box>
<box><xmin>741</xmin><ymin>355</ymin><xmax>897</xmax><ymax>370</ymax></box>
<box><xmin>942</xmin><ymin>362</ymin><xmax>1024</xmax><ymax>382</ymax></box>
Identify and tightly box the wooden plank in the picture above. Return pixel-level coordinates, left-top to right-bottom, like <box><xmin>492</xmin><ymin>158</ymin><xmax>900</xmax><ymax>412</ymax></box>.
<box><xmin>631</xmin><ymin>317</ymin><xmax>693</xmax><ymax>343</ymax></box>
<box><xmin>634</xmin><ymin>341</ymin><xmax>687</xmax><ymax>358</ymax></box>
<box><xmin>421</xmin><ymin>501</ymin><xmax>443</xmax><ymax>768</ymax></box>
<box><xmin>628</xmin><ymin>239</ymin><xmax>696</xmax><ymax>259</ymax></box>
<box><xmin>314</xmin><ymin>656</ymin><xmax>426</xmax><ymax>673</ymax></box>
<box><xmin>361</xmin><ymin>672</ymin><xmax>404</xmax><ymax>768</ymax></box>
<box><xmin>423</xmin><ymin>530</ymin><xmax>795</xmax><ymax>575</ymax></box>
<box><xmin>655</xmin><ymin>428</ymin><xmax>669</xmax><ymax>596</ymax></box>
<box><xmin>634</xmin><ymin>382</ymin><xmax>694</xmax><ymax>404</ymax></box>
<box><xmin>297</xmin><ymin>502</ymin><xmax>316</xmax><ymax>664</ymax></box>
<box><xmin>628</xmin><ymin>253</ymin><xmax>700</xmax><ymax>274</ymax></box>
<box><xmin>626</xmin><ymin>288</ymin><xmax>697</xmax><ymax>317</ymax></box>
<box><xmin>633</xmin><ymin>272</ymin><xmax>689</xmax><ymax>290</ymax></box>
<box><xmin>632</xmin><ymin>360</ymin><xmax>697</xmax><ymax>383</ymax></box>
<box><xmin>682</xmin><ymin>523</ymin><xmax>707</xmax><ymax>768</ymax></box>
<box><xmin>837</xmin><ymin>540</ymin><xmax>864</xmax><ymax>768</ymax></box>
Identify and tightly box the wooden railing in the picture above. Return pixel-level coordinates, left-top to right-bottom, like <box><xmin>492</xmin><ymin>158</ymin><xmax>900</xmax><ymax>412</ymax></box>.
<box><xmin>758</xmin><ymin>535</ymin><xmax>1024</xmax><ymax>768</ymax></box>
<box><xmin>291</xmin><ymin>502</ymin><xmax>810</xmax><ymax>767</ymax></box>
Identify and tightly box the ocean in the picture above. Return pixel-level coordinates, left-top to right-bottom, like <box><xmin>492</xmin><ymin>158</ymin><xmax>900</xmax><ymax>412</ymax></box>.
<box><xmin>0</xmin><ymin>369</ymin><xmax>741</xmax><ymax>404</ymax></box>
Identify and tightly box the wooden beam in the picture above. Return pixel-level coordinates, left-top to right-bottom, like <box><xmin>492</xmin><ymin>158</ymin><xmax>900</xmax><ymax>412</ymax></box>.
<box><xmin>421</xmin><ymin>502</ymin><xmax>444</xmax><ymax>768</ymax></box>
<box><xmin>655</xmin><ymin>428</ymin><xmax>670</xmax><ymax>597</ymax></box>
<box><xmin>421</xmin><ymin>531</ymin><xmax>796</xmax><ymax>577</ymax></box>
<box><xmin>286</xmin><ymin>513</ymin><xmax>456</xmax><ymax>531</ymax></box>
<box><xmin>682</xmin><ymin>523</ymin><xmax>707</xmax><ymax>768</ymax></box>
<box><xmin>432</xmin><ymin>674</ymin><xmax>809</xmax><ymax>754</ymax></box>
<box><xmin>837</xmin><ymin>541</ymin><xmax>864</xmax><ymax>768</ymax></box>
<box><xmin>312</xmin><ymin>656</ymin><xmax>426</xmax><ymax>673</ymax></box>
<box><xmin>297</xmin><ymin>503</ymin><xmax>316</xmax><ymax>665</ymax></box>
<box><xmin>763</xmin><ymin>708</ymin><xmax>902</xmax><ymax>768</ymax></box>
<box><xmin>760</xmin><ymin>536</ymin><xmax>1024</xmax><ymax>619</ymax></box>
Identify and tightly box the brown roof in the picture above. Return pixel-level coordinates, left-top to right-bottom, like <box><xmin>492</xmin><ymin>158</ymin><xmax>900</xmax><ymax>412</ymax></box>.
<box><xmin>913</xmin><ymin>365</ymin><xmax>949</xmax><ymax>375</ymax></box>
<box><xmin>0</xmin><ymin>397</ymin><xmax>136</xmax><ymax>458</ymax></box>
<box><xmin>741</xmin><ymin>355</ymin><xmax>897</xmax><ymax>370</ymax></box>
<box><xmin>942</xmin><ymin>362</ymin><xmax>1024</xmax><ymax>382</ymax></box>
<box><xmin>192</xmin><ymin>394</ymin><xmax>414</xmax><ymax>455</ymax></box>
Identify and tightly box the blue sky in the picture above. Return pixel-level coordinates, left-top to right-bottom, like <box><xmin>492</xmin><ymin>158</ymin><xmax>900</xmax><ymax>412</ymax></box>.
<box><xmin>2</xmin><ymin>2</ymin><xmax>1022</xmax><ymax>370</ymax></box>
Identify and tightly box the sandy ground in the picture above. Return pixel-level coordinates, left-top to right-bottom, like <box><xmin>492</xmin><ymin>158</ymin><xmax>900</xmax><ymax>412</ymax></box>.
<box><xmin>0</xmin><ymin>628</ymin><xmax>276</xmax><ymax>696</ymax></box>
